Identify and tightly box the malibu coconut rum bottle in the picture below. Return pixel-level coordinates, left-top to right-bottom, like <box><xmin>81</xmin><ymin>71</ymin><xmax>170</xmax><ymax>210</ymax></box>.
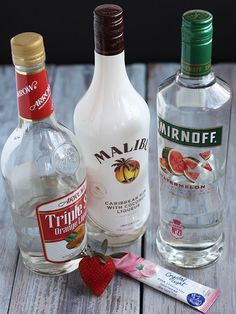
<box><xmin>156</xmin><ymin>10</ymin><xmax>232</xmax><ymax>267</ymax></box>
<box><xmin>74</xmin><ymin>4</ymin><xmax>150</xmax><ymax>246</ymax></box>
<box><xmin>1</xmin><ymin>33</ymin><xmax>87</xmax><ymax>275</ymax></box>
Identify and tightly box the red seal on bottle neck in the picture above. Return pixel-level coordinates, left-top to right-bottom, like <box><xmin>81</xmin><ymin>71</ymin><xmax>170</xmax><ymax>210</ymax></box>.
<box><xmin>16</xmin><ymin>68</ymin><xmax>54</xmax><ymax>120</ymax></box>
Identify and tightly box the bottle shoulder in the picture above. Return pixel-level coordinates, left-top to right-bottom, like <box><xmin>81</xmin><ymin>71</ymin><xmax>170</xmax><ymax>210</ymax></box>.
<box><xmin>77</xmin><ymin>78</ymin><xmax>148</xmax><ymax>106</ymax></box>
<box><xmin>74</xmin><ymin>82</ymin><xmax>149</xmax><ymax>123</ymax></box>
<box><xmin>1</xmin><ymin>121</ymin><xmax>85</xmax><ymax>180</ymax></box>
<box><xmin>157</xmin><ymin>72</ymin><xmax>232</xmax><ymax>110</ymax></box>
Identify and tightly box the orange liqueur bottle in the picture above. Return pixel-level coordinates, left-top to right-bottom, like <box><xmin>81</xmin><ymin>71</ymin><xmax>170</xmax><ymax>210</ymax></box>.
<box><xmin>1</xmin><ymin>33</ymin><xmax>87</xmax><ymax>275</ymax></box>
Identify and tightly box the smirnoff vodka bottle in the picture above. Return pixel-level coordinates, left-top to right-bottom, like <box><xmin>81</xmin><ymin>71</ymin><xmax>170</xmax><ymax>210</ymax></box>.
<box><xmin>74</xmin><ymin>4</ymin><xmax>150</xmax><ymax>246</ymax></box>
<box><xmin>156</xmin><ymin>10</ymin><xmax>232</xmax><ymax>267</ymax></box>
<box><xmin>1</xmin><ymin>33</ymin><xmax>87</xmax><ymax>275</ymax></box>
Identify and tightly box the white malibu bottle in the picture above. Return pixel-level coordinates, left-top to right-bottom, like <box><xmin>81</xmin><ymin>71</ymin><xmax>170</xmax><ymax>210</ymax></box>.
<box><xmin>73</xmin><ymin>4</ymin><xmax>150</xmax><ymax>246</ymax></box>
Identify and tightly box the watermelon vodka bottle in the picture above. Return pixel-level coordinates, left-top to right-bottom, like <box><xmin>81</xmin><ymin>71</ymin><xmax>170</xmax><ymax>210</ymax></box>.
<box><xmin>156</xmin><ymin>10</ymin><xmax>232</xmax><ymax>268</ymax></box>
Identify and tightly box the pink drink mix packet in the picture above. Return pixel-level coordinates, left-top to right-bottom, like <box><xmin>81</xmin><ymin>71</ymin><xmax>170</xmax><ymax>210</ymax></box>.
<box><xmin>113</xmin><ymin>252</ymin><xmax>220</xmax><ymax>313</ymax></box>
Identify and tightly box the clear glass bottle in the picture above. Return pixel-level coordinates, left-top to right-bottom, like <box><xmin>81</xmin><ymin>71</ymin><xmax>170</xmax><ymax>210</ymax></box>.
<box><xmin>1</xmin><ymin>32</ymin><xmax>87</xmax><ymax>275</ymax></box>
<box><xmin>73</xmin><ymin>4</ymin><xmax>150</xmax><ymax>247</ymax></box>
<box><xmin>156</xmin><ymin>10</ymin><xmax>232</xmax><ymax>268</ymax></box>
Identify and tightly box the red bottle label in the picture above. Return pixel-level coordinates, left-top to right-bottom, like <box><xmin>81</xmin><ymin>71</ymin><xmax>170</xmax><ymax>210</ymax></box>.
<box><xmin>36</xmin><ymin>180</ymin><xmax>87</xmax><ymax>263</ymax></box>
<box><xmin>170</xmin><ymin>219</ymin><xmax>184</xmax><ymax>239</ymax></box>
<box><xmin>16</xmin><ymin>68</ymin><xmax>54</xmax><ymax>120</ymax></box>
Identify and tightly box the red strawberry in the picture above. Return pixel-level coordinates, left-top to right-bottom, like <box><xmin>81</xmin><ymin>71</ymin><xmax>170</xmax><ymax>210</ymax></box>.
<box><xmin>77</xmin><ymin>239</ymin><xmax>126</xmax><ymax>296</ymax></box>
<box><xmin>79</xmin><ymin>256</ymin><xmax>115</xmax><ymax>296</ymax></box>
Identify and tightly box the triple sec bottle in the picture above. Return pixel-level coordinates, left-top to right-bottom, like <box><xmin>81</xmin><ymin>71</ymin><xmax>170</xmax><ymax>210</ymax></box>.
<box><xmin>156</xmin><ymin>10</ymin><xmax>232</xmax><ymax>268</ymax></box>
<box><xmin>1</xmin><ymin>33</ymin><xmax>87</xmax><ymax>275</ymax></box>
<box><xmin>74</xmin><ymin>4</ymin><xmax>150</xmax><ymax>246</ymax></box>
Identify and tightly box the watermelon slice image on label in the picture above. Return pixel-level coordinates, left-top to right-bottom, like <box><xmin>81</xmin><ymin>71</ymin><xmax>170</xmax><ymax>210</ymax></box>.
<box><xmin>184</xmin><ymin>170</ymin><xmax>200</xmax><ymax>183</ymax></box>
<box><xmin>199</xmin><ymin>150</ymin><xmax>212</xmax><ymax>160</ymax></box>
<box><xmin>160</xmin><ymin>157</ymin><xmax>171</xmax><ymax>173</ymax></box>
<box><xmin>202</xmin><ymin>162</ymin><xmax>212</xmax><ymax>171</ymax></box>
<box><xmin>162</xmin><ymin>147</ymin><xmax>186</xmax><ymax>176</ymax></box>
<box><xmin>183</xmin><ymin>157</ymin><xmax>199</xmax><ymax>170</ymax></box>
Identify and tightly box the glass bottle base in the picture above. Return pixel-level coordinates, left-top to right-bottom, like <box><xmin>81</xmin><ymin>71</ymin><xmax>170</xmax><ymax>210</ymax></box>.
<box><xmin>87</xmin><ymin>216</ymin><xmax>148</xmax><ymax>247</ymax></box>
<box><xmin>156</xmin><ymin>230</ymin><xmax>224</xmax><ymax>268</ymax></box>
<box><xmin>21</xmin><ymin>250</ymin><xmax>80</xmax><ymax>276</ymax></box>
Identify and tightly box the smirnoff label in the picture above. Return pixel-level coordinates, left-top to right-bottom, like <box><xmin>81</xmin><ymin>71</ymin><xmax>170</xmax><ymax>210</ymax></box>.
<box><xmin>36</xmin><ymin>180</ymin><xmax>87</xmax><ymax>263</ymax></box>
<box><xmin>158</xmin><ymin>116</ymin><xmax>222</xmax><ymax>147</ymax></box>
<box><xmin>16</xmin><ymin>68</ymin><xmax>54</xmax><ymax>120</ymax></box>
<box><xmin>158</xmin><ymin>116</ymin><xmax>221</xmax><ymax>240</ymax></box>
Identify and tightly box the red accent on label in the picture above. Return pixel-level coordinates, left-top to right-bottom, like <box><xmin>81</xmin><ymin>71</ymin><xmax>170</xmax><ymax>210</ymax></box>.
<box><xmin>37</xmin><ymin>201</ymin><xmax>86</xmax><ymax>242</ymax></box>
<box><xmin>36</xmin><ymin>180</ymin><xmax>87</xmax><ymax>263</ymax></box>
<box><xmin>170</xmin><ymin>219</ymin><xmax>184</xmax><ymax>239</ymax></box>
<box><xmin>16</xmin><ymin>69</ymin><xmax>54</xmax><ymax>120</ymax></box>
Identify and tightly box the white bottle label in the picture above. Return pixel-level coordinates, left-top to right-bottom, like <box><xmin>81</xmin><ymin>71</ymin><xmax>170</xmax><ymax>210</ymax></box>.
<box><xmin>158</xmin><ymin>116</ymin><xmax>224</xmax><ymax>240</ymax></box>
<box><xmin>36</xmin><ymin>180</ymin><xmax>87</xmax><ymax>263</ymax></box>
<box><xmin>88</xmin><ymin>138</ymin><xmax>150</xmax><ymax>234</ymax></box>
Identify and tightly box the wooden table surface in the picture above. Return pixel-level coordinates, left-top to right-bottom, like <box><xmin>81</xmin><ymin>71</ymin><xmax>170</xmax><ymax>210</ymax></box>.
<box><xmin>0</xmin><ymin>63</ymin><xmax>235</xmax><ymax>314</ymax></box>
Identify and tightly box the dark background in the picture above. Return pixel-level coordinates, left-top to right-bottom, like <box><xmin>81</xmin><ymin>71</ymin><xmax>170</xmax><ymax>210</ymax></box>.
<box><xmin>1</xmin><ymin>1</ymin><xmax>235</xmax><ymax>64</ymax></box>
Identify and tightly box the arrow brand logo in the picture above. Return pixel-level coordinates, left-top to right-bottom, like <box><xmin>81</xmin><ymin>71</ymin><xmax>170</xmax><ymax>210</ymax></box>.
<box><xmin>17</xmin><ymin>81</ymin><xmax>38</xmax><ymax>98</ymax></box>
<box><xmin>29</xmin><ymin>85</ymin><xmax>51</xmax><ymax>111</ymax></box>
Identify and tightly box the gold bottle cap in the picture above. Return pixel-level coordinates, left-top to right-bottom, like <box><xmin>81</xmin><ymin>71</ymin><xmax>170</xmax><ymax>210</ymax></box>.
<box><xmin>10</xmin><ymin>32</ymin><xmax>45</xmax><ymax>67</ymax></box>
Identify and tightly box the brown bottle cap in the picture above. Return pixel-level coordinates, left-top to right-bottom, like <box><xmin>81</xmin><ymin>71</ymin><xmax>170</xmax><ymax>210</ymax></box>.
<box><xmin>94</xmin><ymin>4</ymin><xmax>124</xmax><ymax>55</ymax></box>
<box><xmin>11</xmin><ymin>32</ymin><xmax>45</xmax><ymax>66</ymax></box>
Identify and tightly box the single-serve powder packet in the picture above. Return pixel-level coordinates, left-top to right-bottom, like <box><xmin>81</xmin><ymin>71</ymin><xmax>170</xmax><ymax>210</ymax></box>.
<box><xmin>113</xmin><ymin>252</ymin><xmax>220</xmax><ymax>313</ymax></box>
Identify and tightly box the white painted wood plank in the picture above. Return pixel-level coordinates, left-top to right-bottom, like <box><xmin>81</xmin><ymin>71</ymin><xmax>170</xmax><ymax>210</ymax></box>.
<box><xmin>8</xmin><ymin>64</ymin><xmax>146</xmax><ymax>314</ymax></box>
<box><xmin>142</xmin><ymin>63</ymin><xmax>236</xmax><ymax>314</ymax></box>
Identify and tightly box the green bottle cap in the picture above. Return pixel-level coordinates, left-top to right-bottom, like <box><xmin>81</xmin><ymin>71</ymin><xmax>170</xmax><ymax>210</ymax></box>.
<box><xmin>181</xmin><ymin>10</ymin><xmax>213</xmax><ymax>76</ymax></box>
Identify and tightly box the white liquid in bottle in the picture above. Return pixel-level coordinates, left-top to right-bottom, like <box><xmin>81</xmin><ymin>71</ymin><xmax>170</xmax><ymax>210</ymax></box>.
<box><xmin>74</xmin><ymin>4</ymin><xmax>150</xmax><ymax>246</ymax></box>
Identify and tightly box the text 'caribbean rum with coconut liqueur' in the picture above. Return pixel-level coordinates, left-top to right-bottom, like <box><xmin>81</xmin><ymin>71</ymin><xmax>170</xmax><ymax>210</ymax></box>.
<box><xmin>74</xmin><ymin>4</ymin><xmax>150</xmax><ymax>246</ymax></box>
<box><xmin>156</xmin><ymin>10</ymin><xmax>232</xmax><ymax>267</ymax></box>
<box><xmin>1</xmin><ymin>33</ymin><xmax>87</xmax><ymax>275</ymax></box>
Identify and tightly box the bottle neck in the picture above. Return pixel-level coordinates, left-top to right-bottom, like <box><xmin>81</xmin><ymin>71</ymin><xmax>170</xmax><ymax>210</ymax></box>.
<box><xmin>176</xmin><ymin>70</ymin><xmax>215</xmax><ymax>88</ymax></box>
<box><xmin>180</xmin><ymin>40</ymin><xmax>212</xmax><ymax>77</ymax></box>
<box><xmin>18</xmin><ymin>112</ymin><xmax>57</xmax><ymax>129</ymax></box>
<box><xmin>92</xmin><ymin>51</ymin><xmax>129</xmax><ymax>86</ymax></box>
<box><xmin>15</xmin><ymin>63</ymin><xmax>54</xmax><ymax>122</ymax></box>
